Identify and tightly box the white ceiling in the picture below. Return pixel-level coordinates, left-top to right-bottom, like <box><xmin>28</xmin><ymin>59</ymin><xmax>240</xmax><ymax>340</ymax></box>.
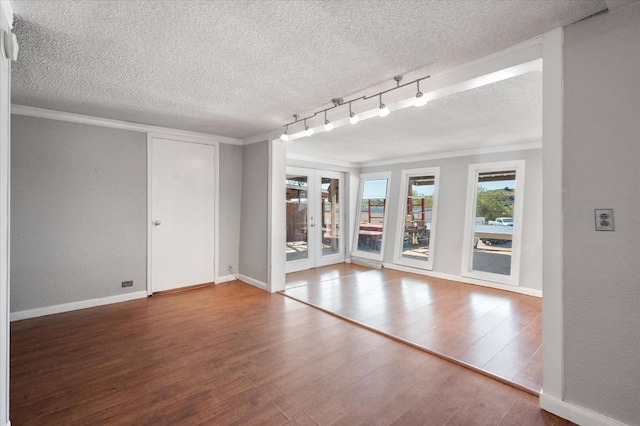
<box><xmin>287</xmin><ymin>69</ymin><xmax>543</xmax><ymax>165</ymax></box>
<box><xmin>10</xmin><ymin>0</ymin><xmax>608</xmax><ymax>145</ymax></box>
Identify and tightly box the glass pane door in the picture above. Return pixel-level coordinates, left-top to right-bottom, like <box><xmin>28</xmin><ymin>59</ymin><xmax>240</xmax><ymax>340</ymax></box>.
<box><xmin>286</xmin><ymin>173</ymin><xmax>310</xmax><ymax>264</ymax></box>
<box><xmin>286</xmin><ymin>168</ymin><xmax>344</xmax><ymax>272</ymax></box>
<box><xmin>316</xmin><ymin>173</ymin><xmax>344</xmax><ymax>267</ymax></box>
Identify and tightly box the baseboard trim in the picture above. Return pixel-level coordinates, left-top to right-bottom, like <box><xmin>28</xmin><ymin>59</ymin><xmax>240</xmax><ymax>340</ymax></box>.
<box><xmin>10</xmin><ymin>291</ymin><xmax>148</xmax><ymax>322</ymax></box>
<box><xmin>238</xmin><ymin>274</ymin><xmax>268</xmax><ymax>291</ymax></box>
<box><xmin>215</xmin><ymin>274</ymin><xmax>236</xmax><ymax>284</ymax></box>
<box><xmin>539</xmin><ymin>393</ymin><xmax>628</xmax><ymax>426</ymax></box>
<box><xmin>382</xmin><ymin>263</ymin><xmax>542</xmax><ymax>297</ymax></box>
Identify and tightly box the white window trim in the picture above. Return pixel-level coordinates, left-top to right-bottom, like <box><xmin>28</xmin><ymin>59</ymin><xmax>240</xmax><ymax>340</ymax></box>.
<box><xmin>393</xmin><ymin>167</ymin><xmax>441</xmax><ymax>271</ymax></box>
<box><xmin>351</xmin><ymin>171</ymin><xmax>392</xmax><ymax>262</ymax></box>
<box><xmin>461</xmin><ymin>160</ymin><xmax>525</xmax><ymax>286</ymax></box>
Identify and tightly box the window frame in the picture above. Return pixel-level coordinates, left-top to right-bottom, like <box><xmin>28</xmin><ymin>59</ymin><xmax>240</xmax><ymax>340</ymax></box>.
<box><xmin>393</xmin><ymin>167</ymin><xmax>441</xmax><ymax>271</ymax></box>
<box><xmin>351</xmin><ymin>171</ymin><xmax>392</xmax><ymax>262</ymax></box>
<box><xmin>461</xmin><ymin>160</ymin><xmax>525</xmax><ymax>286</ymax></box>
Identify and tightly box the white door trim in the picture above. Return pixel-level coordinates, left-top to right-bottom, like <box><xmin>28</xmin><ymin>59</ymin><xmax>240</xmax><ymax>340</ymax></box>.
<box><xmin>146</xmin><ymin>133</ymin><xmax>220</xmax><ymax>295</ymax></box>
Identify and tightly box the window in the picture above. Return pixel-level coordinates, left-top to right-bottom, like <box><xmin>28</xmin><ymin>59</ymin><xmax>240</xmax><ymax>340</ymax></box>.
<box><xmin>352</xmin><ymin>172</ymin><xmax>391</xmax><ymax>261</ymax></box>
<box><xmin>462</xmin><ymin>160</ymin><xmax>525</xmax><ymax>286</ymax></box>
<box><xmin>395</xmin><ymin>167</ymin><xmax>440</xmax><ymax>270</ymax></box>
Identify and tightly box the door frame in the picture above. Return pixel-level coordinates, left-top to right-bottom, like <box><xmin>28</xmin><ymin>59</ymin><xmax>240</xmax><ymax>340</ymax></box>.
<box><xmin>146</xmin><ymin>133</ymin><xmax>220</xmax><ymax>295</ymax></box>
<box><xmin>285</xmin><ymin>167</ymin><xmax>345</xmax><ymax>273</ymax></box>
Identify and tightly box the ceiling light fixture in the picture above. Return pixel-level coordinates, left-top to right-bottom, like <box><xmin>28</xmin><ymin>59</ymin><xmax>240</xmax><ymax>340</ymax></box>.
<box><xmin>414</xmin><ymin>80</ymin><xmax>428</xmax><ymax>107</ymax></box>
<box><xmin>304</xmin><ymin>118</ymin><xmax>313</xmax><ymax>137</ymax></box>
<box><xmin>378</xmin><ymin>93</ymin><xmax>390</xmax><ymax>117</ymax></box>
<box><xmin>279</xmin><ymin>75</ymin><xmax>430</xmax><ymax>140</ymax></box>
<box><xmin>349</xmin><ymin>102</ymin><xmax>360</xmax><ymax>124</ymax></box>
<box><xmin>324</xmin><ymin>110</ymin><xmax>334</xmax><ymax>131</ymax></box>
<box><xmin>280</xmin><ymin>124</ymin><xmax>289</xmax><ymax>141</ymax></box>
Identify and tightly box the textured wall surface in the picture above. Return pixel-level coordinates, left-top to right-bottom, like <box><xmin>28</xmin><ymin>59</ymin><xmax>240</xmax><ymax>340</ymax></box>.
<box><xmin>360</xmin><ymin>148</ymin><xmax>542</xmax><ymax>291</ymax></box>
<box><xmin>563</xmin><ymin>3</ymin><xmax>640</xmax><ymax>424</ymax></box>
<box><xmin>10</xmin><ymin>116</ymin><xmax>147</xmax><ymax>312</ymax></box>
<box><xmin>239</xmin><ymin>141</ymin><xmax>268</xmax><ymax>284</ymax></box>
<box><xmin>218</xmin><ymin>143</ymin><xmax>242</xmax><ymax>278</ymax></box>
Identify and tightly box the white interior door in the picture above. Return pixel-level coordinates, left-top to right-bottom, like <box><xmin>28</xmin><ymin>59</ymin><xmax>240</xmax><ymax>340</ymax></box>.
<box><xmin>151</xmin><ymin>137</ymin><xmax>215</xmax><ymax>292</ymax></box>
<box><xmin>286</xmin><ymin>168</ymin><xmax>344</xmax><ymax>273</ymax></box>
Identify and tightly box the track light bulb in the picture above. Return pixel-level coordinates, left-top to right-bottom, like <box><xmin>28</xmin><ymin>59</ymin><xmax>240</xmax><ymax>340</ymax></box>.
<box><xmin>379</xmin><ymin>103</ymin><xmax>390</xmax><ymax>117</ymax></box>
<box><xmin>324</xmin><ymin>119</ymin><xmax>334</xmax><ymax>131</ymax></box>
<box><xmin>414</xmin><ymin>91</ymin><xmax>428</xmax><ymax>107</ymax></box>
<box><xmin>281</xmin><ymin>126</ymin><xmax>289</xmax><ymax>141</ymax></box>
<box><xmin>349</xmin><ymin>111</ymin><xmax>360</xmax><ymax>124</ymax></box>
<box><xmin>305</xmin><ymin>125</ymin><xmax>314</xmax><ymax>137</ymax></box>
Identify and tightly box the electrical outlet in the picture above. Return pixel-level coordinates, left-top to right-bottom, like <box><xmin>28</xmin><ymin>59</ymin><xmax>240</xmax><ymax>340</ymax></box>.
<box><xmin>594</xmin><ymin>209</ymin><xmax>615</xmax><ymax>231</ymax></box>
<box><xmin>121</xmin><ymin>280</ymin><xmax>133</xmax><ymax>287</ymax></box>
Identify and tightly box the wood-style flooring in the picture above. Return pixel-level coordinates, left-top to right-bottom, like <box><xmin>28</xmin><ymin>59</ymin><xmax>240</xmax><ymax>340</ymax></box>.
<box><xmin>8</xmin><ymin>281</ymin><xmax>567</xmax><ymax>425</ymax></box>
<box><xmin>284</xmin><ymin>264</ymin><xmax>542</xmax><ymax>393</ymax></box>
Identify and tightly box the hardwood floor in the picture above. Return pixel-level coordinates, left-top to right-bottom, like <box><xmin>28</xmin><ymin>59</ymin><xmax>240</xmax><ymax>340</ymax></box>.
<box><xmin>8</xmin><ymin>281</ymin><xmax>567</xmax><ymax>425</ymax></box>
<box><xmin>284</xmin><ymin>264</ymin><xmax>542</xmax><ymax>393</ymax></box>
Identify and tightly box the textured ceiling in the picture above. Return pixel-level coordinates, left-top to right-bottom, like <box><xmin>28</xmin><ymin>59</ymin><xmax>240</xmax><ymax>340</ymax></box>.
<box><xmin>10</xmin><ymin>0</ymin><xmax>607</xmax><ymax>140</ymax></box>
<box><xmin>287</xmin><ymin>70</ymin><xmax>543</xmax><ymax>165</ymax></box>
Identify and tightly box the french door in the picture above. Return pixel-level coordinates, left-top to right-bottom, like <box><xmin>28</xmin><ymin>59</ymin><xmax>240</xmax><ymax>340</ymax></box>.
<box><xmin>286</xmin><ymin>168</ymin><xmax>344</xmax><ymax>273</ymax></box>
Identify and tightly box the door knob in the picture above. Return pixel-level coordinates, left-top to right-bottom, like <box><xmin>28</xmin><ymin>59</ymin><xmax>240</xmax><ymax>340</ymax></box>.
<box><xmin>153</xmin><ymin>220</ymin><xmax>161</xmax><ymax>226</ymax></box>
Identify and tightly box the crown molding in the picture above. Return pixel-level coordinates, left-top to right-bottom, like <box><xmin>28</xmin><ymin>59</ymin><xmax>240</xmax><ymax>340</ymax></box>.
<box><xmin>360</xmin><ymin>140</ymin><xmax>542</xmax><ymax>168</ymax></box>
<box><xmin>11</xmin><ymin>105</ymin><xmax>243</xmax><ymax>145</ymax></box>
<box><xmin>0</xmin><ymin>1</ymin><xmax>13</xmax><ymax>28</ymax></box>
<box><xmin>242</xmin><ymin>132</ymin><xmax>272</xmax><ymax>145</ymax></box>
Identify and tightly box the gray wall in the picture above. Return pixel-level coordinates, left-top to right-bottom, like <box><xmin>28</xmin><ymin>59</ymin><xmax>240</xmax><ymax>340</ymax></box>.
<box><xmin>11</xmin><ymin>115</ymin><xmax>147</xmax><ymax>312</ymax></box>
<box><xmin>218</xmin><ymin>143</ymin><xmax>242</xmax><ymax>278</ymax></box>
<box><xmin>563</xmin><ymin>4</ymin><xmax>640</xmax><ymax>424</ymax></box>
<box><xmin>239</xmin><ymin>141</ymin><xmax>268</xmax><ymax>284</ymax></box>
<box><xmin>360</xmin><ymin>148</ymin><xmax>542</xmax><ymax>291</ymax></box>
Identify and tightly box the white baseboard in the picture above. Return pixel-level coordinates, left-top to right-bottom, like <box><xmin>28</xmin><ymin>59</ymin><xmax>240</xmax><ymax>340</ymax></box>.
<box><xmin>6</xmin><ymin>420</ymin><xmax>11</xmax><ymax>426</ymax></box>
<box><xmin>382</xmin><ymin>263</ymin><xmax>542</xmax><ymax>297</ymax></box>
<box><xmin>215</xmin><ymin>274</ymin><xmax>236</xmax><ymax>284</ymax></box>
<box><xmin>238</xmin><ymin>274</ymin><xmax>268</xmax><ymax>291</ymax></box>
<box><xmin>539</xmin><ymin>393</ymin><xmax>629</xmax><ymax>426</ymax></box>
<box><xmin>10</xmin><ymin>291</ymin><xmax>148</xmax><ymax>322</ymax></box>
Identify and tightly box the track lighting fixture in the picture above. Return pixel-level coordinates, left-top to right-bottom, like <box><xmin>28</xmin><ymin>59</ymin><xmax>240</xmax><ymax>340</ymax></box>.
<box><xmin>279</xmin><ymin>75</ymin><xmax>430</xmax><ymax>140</ymax></box>
<box><xmin>378</xmin><ymin>94</ymin><xmax>390</xmax><ymax>117</ymax></box>
<box><xmin>304</xmin><ymin>119</ymin><xmax>313</xmax><ymax>137</ymax></box>
<box><xmin>324</xmin><ymin>110</ymin><xmax>334</xmax><ymax>131</ymax></box>
<box><xmin>349</xmin><ymin>102</ymin><xmax>360</xmax><ymax>124</ymax></box>
<box><xmin>414</xmin><ymin>80</ymin><xmax>428</xmax><ymax>107</ymax></box>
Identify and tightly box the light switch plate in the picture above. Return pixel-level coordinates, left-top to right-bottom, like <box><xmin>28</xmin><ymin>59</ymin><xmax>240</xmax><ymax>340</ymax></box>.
<box><xmin>594</xmin><ymin>209</ymin><xmax>615</xmax><ymax>231</ymax></box>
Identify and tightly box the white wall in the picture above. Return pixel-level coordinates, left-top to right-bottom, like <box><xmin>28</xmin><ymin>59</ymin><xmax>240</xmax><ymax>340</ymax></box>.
<box><xmin>562</xmin><ymin>4</ymin><xmax>640</xmax><ymax>424</ymax></box>
<box><xmin>359</xmin><ymin>148</ymin><xmax>543</xmax><ymax>292</ymax></box>
<box><xmin>11</xmin><ymin>116</ymin><xmax>147</xmax><ymax>312</ymax></box>
<box><xmin>239</xmin><ymin>141</ymin><xmax>269</xmax><ymax>287</ymax></box>
<box><xmin>0</xmin><ymin>4</ymin><xmax>11</xmax><ymax>424</ymax></box>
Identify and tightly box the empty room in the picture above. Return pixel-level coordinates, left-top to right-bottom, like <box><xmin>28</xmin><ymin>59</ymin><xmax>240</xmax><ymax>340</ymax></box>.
<box><xmin>1</xmin><ymin>1</ymin><xmax>638</xmax><ymax>425</ymax></box>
